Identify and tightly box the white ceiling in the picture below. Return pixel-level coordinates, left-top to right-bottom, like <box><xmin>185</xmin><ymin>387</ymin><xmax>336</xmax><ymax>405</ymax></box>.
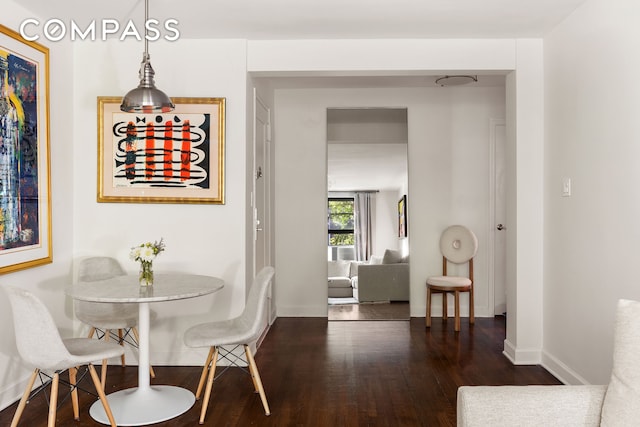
<box><xmin>20</xmin><ymin>0</ymin><xmax>586</xmax><ymax>40</ymax></box>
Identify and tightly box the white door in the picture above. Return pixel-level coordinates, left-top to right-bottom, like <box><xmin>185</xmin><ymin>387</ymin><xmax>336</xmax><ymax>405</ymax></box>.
<box><xmin>490</xmin><ymin>119</ymin><xmax>507</xmax><ymax>315</ymax></box>
<box><xmin>253</xmin><ymin>91</ymin><xmax>273</xmax><ymax>320</ymax></box>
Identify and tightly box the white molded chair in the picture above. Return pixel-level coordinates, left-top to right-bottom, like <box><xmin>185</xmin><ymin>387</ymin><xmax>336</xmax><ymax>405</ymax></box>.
<box><xmin>184</xmin><ymin>266</ymin><xmax>275</xmax><ymax>424</ymax></box>
<box><xmin>426</xmin><ymin>225</ymin><xmax>478</xmax><ymax>332</ymax></box>
<box><xmin>5</xmin><ymin>286</ymin><xmax>124</xmax><ymax>427</ymax></box>
<box><xmin>74</xmin><ymin>256</ymin><xmax>155</xmax><ymax>388</ymax></box>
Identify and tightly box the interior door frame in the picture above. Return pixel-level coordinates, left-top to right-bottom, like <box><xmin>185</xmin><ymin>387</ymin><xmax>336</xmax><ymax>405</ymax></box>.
<box><xmin>252</xmin><ymin>89</ymin><xmax>274</xmax><ymax>322</ymax></box>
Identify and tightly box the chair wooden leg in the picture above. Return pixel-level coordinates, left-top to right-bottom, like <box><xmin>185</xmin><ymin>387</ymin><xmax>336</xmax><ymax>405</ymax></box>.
<box><xmin>199</xmin><ymin>347</ymin><xmax>219</xmax><ymax>424</ymax></box>
<box><xmin>47</xmin><ymin>372</ymin><xmax>59</xmax><ymax>427</ymax></box>
<box><xmin>10</xmin><ymin>369</ymin><xmax>39</xmax><ymax>427</ymax></box>
<box><xmin>425</xmin><ymin>286</ymin><xmax>432</xmax><ymax>327</ymax></box>
<box><xmin>118</xmin><ymin>329</ymin><xmax>126</xmax><ymax>367</ymax></box>
<box><xmin>454</xmin><ymin>291</ymin><xmax>461</xmax><ymax>332</ymax></box>
<box><xmin>100</xmin><ymin>330</ymin><xmax>111</xmax><ymax>389</ymax></box>
<box><xmin>442</xmin><ymin>292</ymin><xmax>448</xmax><ymax>319</ymax></box>
<box><xmin>132</xmin><ymin>327</ymin><xmax>155</xmax><ymax>378</ymax></box>
<box><xmin>88</xmin><ymin>364</ymin><xmax>117</xmax><ymax>427</ymax></box>
<box><xmin>195</xmin><ymin>347</ymin><xmax>215</xmax><ymax>399</ymax></box>
<box><xmin>87</xmin><ymin>327</ymin><xmax>96</xmax><ymax>339</ymax></box>
<box><xmin>245</xmin><ymin>345</ymin><xmax>270</xmax><ymax>416</ymax></box>
<box><xmin>469</xmin><ymin>288</ymin><xmax>475</xmax><ymax>324</ymax></box>
<box><xmin>69</xmin><ymin>367</ymin><xmax>80</xmax><ymax>420</ymax></box>
<box><xmin>244</xmin><ymin>346</ymin><xmax>260</xmax><ymax>393</ymax></box>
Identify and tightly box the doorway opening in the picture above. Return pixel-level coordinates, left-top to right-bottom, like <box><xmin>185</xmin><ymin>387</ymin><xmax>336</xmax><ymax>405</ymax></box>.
<box><xmin>326</xmin><ymin>107</ymin><xmax>409</xmax><ymax>321</ymax></box>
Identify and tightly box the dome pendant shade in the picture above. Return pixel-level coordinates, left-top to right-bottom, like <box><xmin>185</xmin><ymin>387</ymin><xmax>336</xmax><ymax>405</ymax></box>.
<box><xmin>120</xmin><ymin>0</ymin><xmax>174</xmax><ymax>113</ymax></box>
<box><xmin>120</xmin><ymin>53</ymin><xmax>174</xmax><ymax>113</ymax></box>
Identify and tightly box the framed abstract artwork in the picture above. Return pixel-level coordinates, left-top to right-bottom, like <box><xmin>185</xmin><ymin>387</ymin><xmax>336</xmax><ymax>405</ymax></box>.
<box><xmin>0</xmin><ymin>25</ymin><xmax>52</xmax><ymax>274</ymax></box>
<box><xmin>97</xmin><ymin>96</ymin><xmax>225</xmax><ymax>204</ymax></box>
<box><xmin>398</xmin><ymin>194</ymin><xmax>407</xmax><ymax>238</ymax></box>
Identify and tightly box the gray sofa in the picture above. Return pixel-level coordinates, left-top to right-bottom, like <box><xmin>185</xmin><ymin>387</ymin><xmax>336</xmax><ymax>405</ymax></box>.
<box><xmin>457</xmin><ymin>299</ymin><xmax>640</xmax><ymax>427</ymax></box>
<box><xmin>356</xmin><ymin>249</ymin><xmax>409</xmax><ymax>303</ymax></box>
<box><xmin>328</xmin><ymin>250</ymin><xmax>409</xmax><ymax>302</ymax></box>
<box><xmin>357</xmin><ymin>262</ymin><xmax>409</xmax><ymax>302</ymax></box>
<box><xmin>328</xmin><ymin>260</ymin><xmax>359</xmax><ymax>298</ymax></box>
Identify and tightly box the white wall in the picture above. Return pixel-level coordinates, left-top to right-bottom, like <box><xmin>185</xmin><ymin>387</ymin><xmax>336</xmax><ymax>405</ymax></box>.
<box><xmin>274</xmin><ymin>86</ymin><xmax>505</xmax><ymax>317</ymax></box>
<box><xmin>503</xmin><ymin>40</ymin><xmax>545</xmax><ymax>365</ymax></box>
<box><xmin>0</xmin><ymin>3</ymin><xmax>75</xmax><ymax>410</ymax></box>
<box><xmin>542</xmin><ymin>0</ymin><xmax>640</xmax><ymax>384</ymax></box>
<box><xmin>71</xmin><ymin>39</ymin><xmax>250</xmax><ymax>366</ymax></box>
<box><xmin>0</xmin><ymin>31</ymin><xmax>252</xmax><ymax>410</ymax></box>
<box><xmin>248</xmin><ymin>39</ymin><xmax>516</xmax><ymax>72</ymax></box>
<box><xmin>374</xmin><ymin>190</ymin><xmax>402</xmax><ymax>256</ymax></box>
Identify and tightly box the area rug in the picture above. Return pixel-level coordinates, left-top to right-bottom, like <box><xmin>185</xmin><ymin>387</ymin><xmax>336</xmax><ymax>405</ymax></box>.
<box><xmin>328</xmin><ymin>297</ymin><xmax>359</xmax><ymax>305</ymax></box>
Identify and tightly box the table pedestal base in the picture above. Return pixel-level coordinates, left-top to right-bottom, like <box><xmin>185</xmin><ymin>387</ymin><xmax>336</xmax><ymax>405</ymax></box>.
<box><xmin>89</xmin><ymin>385</ymin><xmax>195</xmax><ymax>426</ymax></box>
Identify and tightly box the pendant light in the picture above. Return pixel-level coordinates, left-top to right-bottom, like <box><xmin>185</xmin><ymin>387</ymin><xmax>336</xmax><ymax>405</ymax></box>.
<box><xmin>120</xmin><ymin>0</ymin><xmax>174</xmax><ymax>113</ymax></box>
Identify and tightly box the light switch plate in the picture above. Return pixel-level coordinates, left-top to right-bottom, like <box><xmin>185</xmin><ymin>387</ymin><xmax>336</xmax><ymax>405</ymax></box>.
<box><xmin>562</xmin><ymin>177</ymin><xmax>571</xmax><ymax>197</ymax></box>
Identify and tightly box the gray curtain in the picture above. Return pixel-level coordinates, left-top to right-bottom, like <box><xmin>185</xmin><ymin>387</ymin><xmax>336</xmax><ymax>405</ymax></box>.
<box><xmin>354</xmin><ymin>192</ymin><xmax>373</xmax><ymax>261</ymax></box>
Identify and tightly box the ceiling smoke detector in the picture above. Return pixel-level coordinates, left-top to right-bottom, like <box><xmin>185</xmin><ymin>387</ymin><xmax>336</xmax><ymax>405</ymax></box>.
<box><xmin>435</xmin><ymin>75</ymin><xmax>478</xmax><ymax>87</ymax></box>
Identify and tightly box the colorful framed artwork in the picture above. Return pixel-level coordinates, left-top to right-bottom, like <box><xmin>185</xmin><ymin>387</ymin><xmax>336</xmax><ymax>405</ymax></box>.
<box><xmin>398</xmin><ymin>194</ymin><xmax>407</xmax><ymax>238</ymax></box>
<box><xmin>97</xmin><ymin>96</ymin><xmax>225</xmax><ymax>204</ymax></box>
<box><xmin>0</xmin><ymin>25</ymin><xmax>52</xmax><ymax>274</ymax></box>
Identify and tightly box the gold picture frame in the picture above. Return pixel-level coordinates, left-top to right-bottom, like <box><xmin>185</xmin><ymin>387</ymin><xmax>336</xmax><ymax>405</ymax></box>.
<box><xmin>97</xmin><ymin>96</ymin><xmax>225</xmax><ymax>204</ymax></box>
<box><xmin>0</xmin><ymin>25</ymin><xmax>52</xmax><ymax>274</ymax></box>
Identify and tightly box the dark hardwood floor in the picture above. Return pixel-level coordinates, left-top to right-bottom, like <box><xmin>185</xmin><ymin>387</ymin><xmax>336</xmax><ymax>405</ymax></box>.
<box><xmin>0</xmin><ymin>316</ymin><xmax>561</xmax><ymax>426</ymax></box>
<box><xmin>328</xmin><ymin>301</ymin><xmax>410</xmax><ymax>320</ymax></box>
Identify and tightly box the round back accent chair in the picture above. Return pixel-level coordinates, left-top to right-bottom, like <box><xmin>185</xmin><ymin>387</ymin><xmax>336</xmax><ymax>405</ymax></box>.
<box><xmin>426</xmin><ymin>225</ymin><xmax>478</xmax><ymax>332</ymax></box>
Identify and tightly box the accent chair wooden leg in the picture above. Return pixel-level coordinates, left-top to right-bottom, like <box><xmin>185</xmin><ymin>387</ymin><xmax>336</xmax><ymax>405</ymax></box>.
<box><xmin>469</xmin><ymin>288</ymin><xmax>475</xmax><ymax>324</ymax></box>
<box><xmin>454</xmin><ymin>291</ymin><xmax>461</xmax><ymax>332</ymax></box>
<box><xmin>47</xmin><ymin>372</ymin><xmax>59</xmax><ymax>427</ymax></box>
<box><xmin>87</xmin><ymin>327</ymin><xmax>96</xmax><ymax>339</ymax></box>
<box><xmin>442</xmin><ymin>292</ymin><xmax>448</xmax><ymax>320</ymax></box>
<box><xmin>245</xmin><ymin>345</ymin><xmax>270</xmax><ymax>416</ymax></box>
<box><xmin>426</xmin><ymin>286</ymin><xmax>432</xmax><ymax>327</ymax></box>
<box><xmin>199</xmin><ymin>346</ymin><xmax>219</xmax><ymax>424</ymax></box>
<box><xmin>10</xmin><ymin>369</ymin><xmax>39</xmax><ymax>427</ymax></box>
<box><xmin>88</xmin><ymin>364</ymin><xmax>117</xmax><ymax>427</ymax></box>
<box><xmin>69</xmin><ymin>367</ymin><xmax>80</xmax><ymax>420</ymax></box>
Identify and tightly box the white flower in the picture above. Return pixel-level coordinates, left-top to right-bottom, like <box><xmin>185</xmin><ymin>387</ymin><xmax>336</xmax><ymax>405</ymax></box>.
<box><xmin>139</xmin><ymin>246</ymin><xmax>155</xmax><ymax>262</ymax></box>
<box><xmin>130</xmin><ymin>247</ymin><xmax>141</xmax><ymax>261</ymax></box>
<box><xmin>130</xmin><ymin>238</ymin><xmax>165</xmax><ymax>263</ymax></box>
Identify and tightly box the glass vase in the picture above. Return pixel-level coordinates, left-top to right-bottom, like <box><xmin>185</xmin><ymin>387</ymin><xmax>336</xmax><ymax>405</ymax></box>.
<box><xmin>139</xmin><ymin>261</ymin><xmax>154</xmax><ymax>287</ymax></box>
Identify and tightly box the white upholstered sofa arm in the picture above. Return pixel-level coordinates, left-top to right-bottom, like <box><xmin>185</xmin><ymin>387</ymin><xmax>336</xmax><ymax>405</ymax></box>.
<box><xmin>457</xmin><ymin>385</ymin><xmax>607</xmax><ymax>427</ymax></box>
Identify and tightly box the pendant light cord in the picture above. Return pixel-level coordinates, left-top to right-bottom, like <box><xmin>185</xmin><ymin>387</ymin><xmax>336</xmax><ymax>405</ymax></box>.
<box><xmin>144</xmin><ymin>0</ymin><xmax>149</xmax><ymax>58</ymax></box>
<box><xmin>120</xmin><ymin>0</ymin><xmax>174</xmax><ymax>112</ymax></box>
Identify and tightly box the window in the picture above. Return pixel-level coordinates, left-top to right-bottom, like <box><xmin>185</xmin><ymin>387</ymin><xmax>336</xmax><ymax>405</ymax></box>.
<box><xmin>328</xmin><ymin>198</ymin><xmax>354</xmax><ymax>246</ymax></box>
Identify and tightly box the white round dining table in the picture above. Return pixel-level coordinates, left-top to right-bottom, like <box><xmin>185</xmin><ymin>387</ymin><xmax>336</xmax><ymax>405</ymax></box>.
<box><xmin>65</xmin><ymin>273</ymin><xmax>224</xmax><ymax>426</ymax></box>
